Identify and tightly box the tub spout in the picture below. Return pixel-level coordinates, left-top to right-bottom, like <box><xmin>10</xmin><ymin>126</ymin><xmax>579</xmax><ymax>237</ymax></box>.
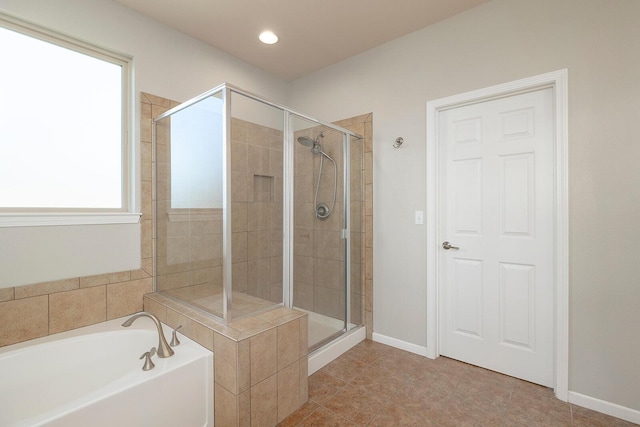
<box><xmin>122</xmin><ymin>312</ymin><xmax>174</xmax><ymax>358</ymax></box>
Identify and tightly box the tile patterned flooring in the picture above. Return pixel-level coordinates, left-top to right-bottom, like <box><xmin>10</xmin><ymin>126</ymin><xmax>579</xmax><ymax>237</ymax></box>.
<box><xmin>279</xmin><ymin>340</ymin><xmax>637</xmax><ymax>427</ymax></box>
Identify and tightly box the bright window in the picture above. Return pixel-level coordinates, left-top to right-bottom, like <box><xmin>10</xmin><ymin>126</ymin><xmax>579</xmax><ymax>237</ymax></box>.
<box><xmin>0</xmin><ymin>15</ymin><xmax>132</xmax><ymax>217</ymax></box>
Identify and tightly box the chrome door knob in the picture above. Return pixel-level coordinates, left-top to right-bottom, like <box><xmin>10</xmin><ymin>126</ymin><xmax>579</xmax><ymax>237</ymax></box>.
<box><xmin>442</xmin><ymin>241</ymin><xmax>459</xmax><ymax>250</ymax></box>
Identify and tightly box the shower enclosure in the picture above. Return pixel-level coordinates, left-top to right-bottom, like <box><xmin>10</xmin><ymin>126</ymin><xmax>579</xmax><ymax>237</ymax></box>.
<box><xmin>153</xmin><ymin>84</ymin><xmax>363</xmax><ymax>351</ymax></box>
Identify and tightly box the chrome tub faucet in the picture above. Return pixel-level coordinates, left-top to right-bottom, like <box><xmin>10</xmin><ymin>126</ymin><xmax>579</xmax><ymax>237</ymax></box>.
<box><xmin>122</xmin><ymin>312</ymin><xmax>175</xmax><ymax>358</ymax></box>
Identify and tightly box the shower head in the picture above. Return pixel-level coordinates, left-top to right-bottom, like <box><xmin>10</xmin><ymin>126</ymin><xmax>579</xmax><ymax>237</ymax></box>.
<box><xmin>297</xmin><ymin>136</ymin><xmax>315</xmax><ymax>147</ymax></box>
<box><xmin>297</xmin><ymin>131</ymin><xmax>325</xmax><ymax>154</ymax></box>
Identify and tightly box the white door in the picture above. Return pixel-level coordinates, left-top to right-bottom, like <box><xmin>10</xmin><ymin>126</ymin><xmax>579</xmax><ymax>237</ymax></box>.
<box><xmin>438</xmin><ymin>87</ymin><xmax>554</xmax><ymax>387</ymax></box>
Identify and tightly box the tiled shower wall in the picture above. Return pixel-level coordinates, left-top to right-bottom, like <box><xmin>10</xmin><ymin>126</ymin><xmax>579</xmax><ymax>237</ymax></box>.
<box><xmin>155</xmin><ymin>115</ymin><xmax>285</xmax><ymax>308</ymax></box>
<box><xmin>230</xmin><ymin>118</ymin><xmax>284</xmax><ymax>303</ymax></box>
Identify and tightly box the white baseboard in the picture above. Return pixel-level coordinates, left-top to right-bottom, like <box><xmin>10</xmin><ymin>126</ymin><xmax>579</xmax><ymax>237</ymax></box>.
<box><xmin>568</xmin><ymin>391</ymin><xmax>640</xmax><ymax>425</ymax></box>
<box><xmin>372</xmin><ymin>332</ymin><xmax>428</xmax><ymax>357</ymax></box>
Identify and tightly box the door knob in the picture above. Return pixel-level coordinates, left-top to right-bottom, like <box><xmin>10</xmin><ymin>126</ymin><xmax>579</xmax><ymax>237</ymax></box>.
<box><xmin>442</xmin><ymin>241</ymin><xmax>459</xmax><ymax>250</ymax></box>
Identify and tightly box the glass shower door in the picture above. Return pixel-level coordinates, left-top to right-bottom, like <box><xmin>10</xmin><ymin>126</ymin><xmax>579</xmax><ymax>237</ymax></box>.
<box><xmin>292</xmin><ymin>115</ymin><xmax>348</xmax><ymax>350</ymax></box>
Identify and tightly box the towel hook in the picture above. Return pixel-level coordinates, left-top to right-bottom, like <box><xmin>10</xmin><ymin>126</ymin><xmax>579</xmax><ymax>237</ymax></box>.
<box><xmin>393</xmin><ymin>137</ymin><xmax>404</xmax><ymax>148</ymax></box>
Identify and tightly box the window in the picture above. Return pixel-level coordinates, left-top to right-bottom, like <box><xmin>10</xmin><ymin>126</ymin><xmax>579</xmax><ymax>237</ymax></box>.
<box><xmin>0</xmin><ymin>13</ymin><xmax>137</xmax><ymax>226</ymax></box>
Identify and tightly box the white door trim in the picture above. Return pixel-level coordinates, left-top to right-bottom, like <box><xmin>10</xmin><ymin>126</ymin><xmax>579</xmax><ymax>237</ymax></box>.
<box><xmin>426</xmin><ymin>69</ymin><xmax>569</xmax><ymax>400</ymax></box>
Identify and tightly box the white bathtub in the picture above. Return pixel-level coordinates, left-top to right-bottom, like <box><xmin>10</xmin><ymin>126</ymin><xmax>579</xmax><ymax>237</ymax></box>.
<box><xmin>0</xmin><ymin>315</ymin><xmax>213</xmax><ymax>427</ymax></box>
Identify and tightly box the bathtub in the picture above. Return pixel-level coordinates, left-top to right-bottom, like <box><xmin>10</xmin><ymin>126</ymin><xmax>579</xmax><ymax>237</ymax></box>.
<box><xmin>0</xmin><ymin>315</ymin><xmax>213</xmax><ymax>427</ymax></box>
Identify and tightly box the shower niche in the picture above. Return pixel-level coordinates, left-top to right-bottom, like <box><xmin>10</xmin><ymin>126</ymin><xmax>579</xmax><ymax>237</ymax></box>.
<box><xmin>154</xmin><ymin>84</ymin><xmax>364</xmax><ymax>351</ymax></box>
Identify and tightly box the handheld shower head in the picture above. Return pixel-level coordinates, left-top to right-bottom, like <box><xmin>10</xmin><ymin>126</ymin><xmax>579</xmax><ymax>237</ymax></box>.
<box><xmin>297</xmin><ymin>131</ymin><xmax>325</xmax><ymax>153</ymax></box>
<box><xmin>297</xmin><ymin>136</ymin><xmax>315</xmax><ymax>147</ymax></box>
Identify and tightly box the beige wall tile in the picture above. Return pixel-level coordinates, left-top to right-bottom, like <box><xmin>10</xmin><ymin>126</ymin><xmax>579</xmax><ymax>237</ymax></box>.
<box><xmin>315</xmin><ymin>231</ymin><xmax>341</xmax><ymax>261</ymax></box>
<box><xmin>299</xmin><ymin>357</ymin><xmax>309</xmax><ymax>404</ymax></box>
<box><xmin>293</xmin><ymin>256</ymin><xmax>313</xmax><ymax>284</ymax></box>
<box><xmin>15</xmin><ymin>278</ymin><xmax>79</xmax><ymax>299</ymax></box>
<box><xmin>106</xmin><ymin>278</ymin><xmax>152</xmax><ymax>320</ymax></box>
<box><xmin>140</xmin><ymin>100</ymin><xmax>152</xmax><ymax>142</ymax></box>
<box><xmin>49</xmin><ymin>286</ymin><xmax>106</xmax><ymax>334</ymax></box>
<box><xmin>232</xmin><ymin>232</ymin><xmax>248</xmax><ymax>262</ymax></box>
<box><xmin>215</xmin><ymin>383</ymin><xmax>238</xmax><ymax>427</ymax></box>
<box><xmin>315</xmin><ymin>258</ymin><xmax>341</xmax><ymax>290</ymax></box>
<box><xmin>277</xmin><ymin>319</ymin><xmax>300</xmax><ymax>371</ymax></box>
<box><xmin>250</xmin><ymin>328</ymin><xmax>277</xmax><ymax>386</ymax></box>
<box><xmin>238</xmin><ymin>338</ymin><xmax>251</xmax><ymax>393</ymax></box>
<box><xmin>0</xmin><ymin>296</ymin><xmax>48</xmax><ymax>347</ymax></box>
<box><xmin>232</xmin><ymin>172</ymin><xmax>249</xmax><ymax>202</ymax></box>
<box><xmin>80</xmin><ymin>271</ymin><xmax>131</xmax><ymax>288</ymax></box>
<box><xmin>144</xmin><ymin>295</ymin><xmax>168</xmax><ymax>323</ymax></box>
<box><xmin>214</xmin><ymin>332</ymin><xmax>238</xmax><ymax>393</ymax></box>
<box><xmin>248</xmin><ymin>145</ymin><xmax>270</xmax><ymax>176</ymax></box>
<box><xmin>247</xmin><ymin>230</ymin><xmax>269</xmax><ymax>260</ymax></box>
<box><xmin>233</xmin><ymin>262</ymin><xmax>248</xmax><ymax>292</ymax></box>
<box><xmin>141</xmin><ymin>140</ymin><xmax>152</xmax><ymax>182</ymax></box>
<box><xmin>365</xmin><ymin>247</ymin><xmax>373</xmax><ymax>281</ymax></box>
<box><xmin>365</xmin><ymin>279</ymin><xmax>373</xmax><ymax>312</ymax></box>
<box><xmin>232</xmin><ymin>201</ymin><xmax>248</xmax><ymax>232</ymax></box>
<box><xmin>278</xmin><ymin>360</ymin><xmax>300</xmax><ymax>423</ymax></box>
<box><xmin>231</xmin><ymin>141</ymin><xmax>248</xmax><ymax>173</ymax></box>
<box><xmin>130</xmin><ymin>261</ymin><xmax>152</xmax><ymax>280</ymax></box>
<box><xmin>238</xmin><ymin>389</ymin><xmax>251</xmax><ymax>427</ymax></box>
<box><xmin>187</xmin><ymin>318</ymin><xmax>214</xmax><ymax>351</ymax></box>
<box><xmin>365</xmin><ymin>310</ymin><xmax>373</xmax><ymax>340</ymax></box>
<box><xmin>165</xmin><ymin>307</ymin><xmax>189</xmax><ymax>332</ymax></box>
<box><xmin>141</xmin><ymin>219</ymin><xmax>153</xmax><ymax>259</ymax></box>
<box><xmin>251</xmin><ymin>374</ymin><xmax>278</xmax><ymax>427</ymax></box>
<box><xmin>142</xmin><ymin>92</ymin><xmax>172</xmax><ymax>108</ymax></box>
<box><xmin>141</xmin><ymin>180</ymin><xmax>153</xmax><ymax>220</ymax></box>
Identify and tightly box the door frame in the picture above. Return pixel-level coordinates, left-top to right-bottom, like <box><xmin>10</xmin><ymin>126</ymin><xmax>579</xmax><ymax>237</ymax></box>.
<box><xmin>425</xmin><ymin>69</ymin><xmax>569</xmax><ymax>400</ymax></box>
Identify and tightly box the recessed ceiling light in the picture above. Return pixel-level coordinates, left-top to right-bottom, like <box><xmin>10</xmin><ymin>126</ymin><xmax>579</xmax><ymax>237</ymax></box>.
<box><xmin>259</xmin><ymin>30</ymin><xmax>278</xmax><ymax>45</ymax></box>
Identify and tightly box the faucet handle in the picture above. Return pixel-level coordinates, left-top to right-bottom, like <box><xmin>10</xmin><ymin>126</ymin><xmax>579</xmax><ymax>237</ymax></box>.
<box><xmin>139</xmin><ymin>347</ymin><xmax>156</xmax><ymax>371</ymax></box>
<box><xmin>170</xmin><ymin>325</ymin><xmax>182</xmax><ymax>347</ymax></box>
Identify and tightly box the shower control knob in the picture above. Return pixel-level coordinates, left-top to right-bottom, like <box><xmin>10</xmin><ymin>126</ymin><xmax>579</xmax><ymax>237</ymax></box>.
<box><xmin>442</xmin><ymin>241</ymin><xmax>459</xmax><ymax>250</ymax></box>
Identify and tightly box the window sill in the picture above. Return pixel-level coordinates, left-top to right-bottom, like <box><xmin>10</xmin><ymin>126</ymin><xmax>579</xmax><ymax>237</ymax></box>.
<box><xmin>0</xmin><ymin>212</ymin><xmax>142</xmax><ymax>227</ymax></box>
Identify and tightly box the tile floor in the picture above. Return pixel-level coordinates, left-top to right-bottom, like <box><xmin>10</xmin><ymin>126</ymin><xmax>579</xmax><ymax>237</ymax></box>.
<box><xmin>279</xmin><ymin>340</ymin><xmax>637</xmax><ymax>426</ymax></box>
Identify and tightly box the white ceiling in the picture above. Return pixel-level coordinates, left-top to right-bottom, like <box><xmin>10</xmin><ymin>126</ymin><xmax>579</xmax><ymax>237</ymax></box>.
<box><xmin>115</xmin><ymin>0</ymin><xmax>488</xmax><ymax>81</ymax></box>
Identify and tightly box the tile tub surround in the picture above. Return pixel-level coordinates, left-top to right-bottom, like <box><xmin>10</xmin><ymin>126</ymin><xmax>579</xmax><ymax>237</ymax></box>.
<box><xmin>0</xmin><ymin>274</ymin><xmax>154</xmax><ymax>348</ymax></box>
<box><xmin>145</xmin><ymin>292</ymin><xmax>308</xmax><ymax>426</ymax></box>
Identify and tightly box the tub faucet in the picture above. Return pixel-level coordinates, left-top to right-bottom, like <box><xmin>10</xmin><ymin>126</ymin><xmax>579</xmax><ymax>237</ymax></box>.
<box><xmin>122</xmin><ymin>312</ymin><xmax>175</xmax><ymax>358</ymax></box>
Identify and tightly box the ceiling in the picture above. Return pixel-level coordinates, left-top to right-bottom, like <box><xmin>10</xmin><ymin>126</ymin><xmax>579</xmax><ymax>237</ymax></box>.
<box><xmin>115</xmin><ymin>0</ymin><xmax>489</xmax><ymax>81</ymax></box>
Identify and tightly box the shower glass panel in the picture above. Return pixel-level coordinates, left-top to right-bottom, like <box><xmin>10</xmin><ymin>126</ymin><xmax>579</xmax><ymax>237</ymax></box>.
<box><xmin>154</xmin><ymin>90</ymin><xmax>226</xmax><ymax>319</ymax></box>
<box><xmin>229</xmin><ymin>90</ymin><xmax>285</xmax><ymax>319</ymax></box>
<box><xmin>153</xmin><ymin>83</ymin><xmax>363</xmax><ymax>342</ymax></box>
<box><xmin>349</xmin><ymin>134</ymin><xmax>364</xmax><ymax>329</ymax></box>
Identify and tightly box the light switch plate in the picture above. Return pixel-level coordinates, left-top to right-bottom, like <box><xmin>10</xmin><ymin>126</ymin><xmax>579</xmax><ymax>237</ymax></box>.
<box><xmin>415</xmin><ymin>211</ymin><xmax>424</xmax><ymax>225</ymax></box>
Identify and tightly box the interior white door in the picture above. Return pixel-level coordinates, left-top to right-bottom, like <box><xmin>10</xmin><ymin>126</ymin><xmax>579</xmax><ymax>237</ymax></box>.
<box><xmin>438</xmin><ymin>87</ymin><xmax>554</xmax><ymax>387</ymax></box>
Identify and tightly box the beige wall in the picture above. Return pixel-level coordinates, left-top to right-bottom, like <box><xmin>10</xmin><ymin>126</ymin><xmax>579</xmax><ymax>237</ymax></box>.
<box><xmin>289</xmin><ymin>0</ymin><xmax>640</xmax><ymax>411</ymax></box>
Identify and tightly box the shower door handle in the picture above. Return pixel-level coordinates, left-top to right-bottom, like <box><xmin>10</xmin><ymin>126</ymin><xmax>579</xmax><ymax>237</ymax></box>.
<box><xmin>442</xmin><ymin>241</ymin><xmax>459</xmax><ymax>250</ymax></box>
